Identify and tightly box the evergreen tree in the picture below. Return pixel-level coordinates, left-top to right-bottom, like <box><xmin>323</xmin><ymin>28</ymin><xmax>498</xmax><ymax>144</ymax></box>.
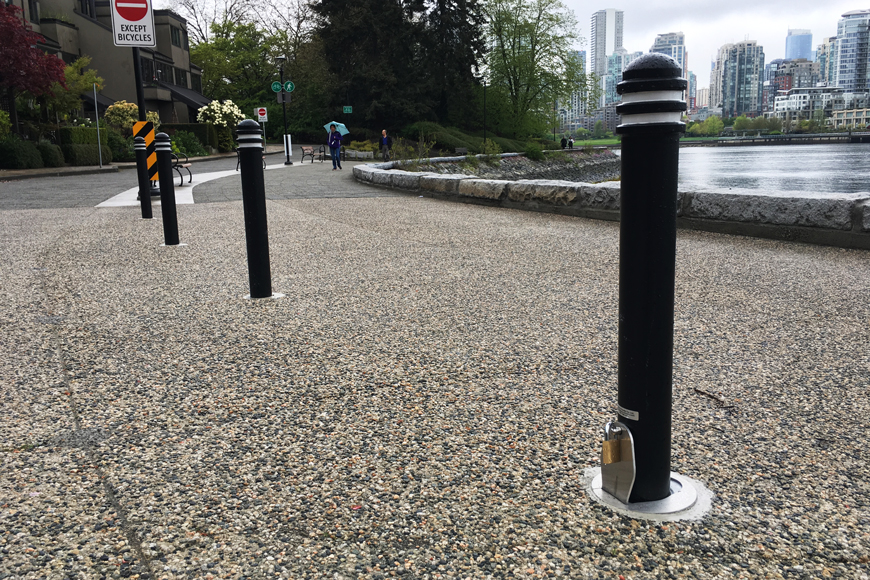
<box><xmin>424</xmin><ymin>0</ymin><xmax>485</xmax><ymax>125</ymax></box>
<box><xmin>312</xmin><ymin>0</ymin><xmax>431</xmax><ymax>130</ymax></box>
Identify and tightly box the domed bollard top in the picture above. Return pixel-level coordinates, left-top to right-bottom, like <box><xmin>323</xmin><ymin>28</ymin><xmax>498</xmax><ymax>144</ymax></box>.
<box><xmin>237</xmin><ymin>119</ymin><xmax>264</xmax><ymax>150</ymax></box>
<box><xmin>616</xmin><ymin>53</ymin><xmax>687</xmax><ymax>134</ymax></box>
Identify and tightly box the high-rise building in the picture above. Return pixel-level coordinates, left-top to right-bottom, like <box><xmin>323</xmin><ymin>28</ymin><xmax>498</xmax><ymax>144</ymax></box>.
<box><xmin>650</xmin><ymin>32</ymin><xmax>688</xmax><ymax>78</ymax></box>
<box><xmin>786</xmin><ymin>29</ymin><xmax>813</xmax><ymax>61</ymax></box>
<box><xmin>696</xmin><ymin>87</ymin><xmax>709</xmax><ymax>108</ymax></box>
<box><xmin>711</xmin><ymin>41</ymin><xmax>765</xmax><ymax>117</ymax></box>
<box><xmin>590</xmin><ymin>9</ymin><xmax>624</xmax><ymax>76</ymax></box>
<box><xmin>835</xmin><ymin>10</ymin><xmax>870</xmax><ymax>92</ymax></box>
<box><xmin>558</xmin><ymin>50</ymin><xmax>589</xmax><ymax>130</ymax></box>
<box><xmin>688</xmin><ymin>71</ymin><xmax>697</xmax><ymax>110</ymax></box>
<box><xmin>816</xmin><ymin>36</ymin><xmax>838</xmax><ymax>85</ymax></box>
<box><xmin>602</xmin><ymin>48</ymin><xmax>642</xmax><ymax>105</ymax></box>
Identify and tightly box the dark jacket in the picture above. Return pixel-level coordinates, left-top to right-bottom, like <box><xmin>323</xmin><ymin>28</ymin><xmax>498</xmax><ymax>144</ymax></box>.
<box><xmin>328</xmin><ymin>131</ymin><xmax>342</xmax><ymax>149</ymax></box>
<box><xmin>560</xmin><ymin>138</ymin><xmax>567</xmax><ymax>148</ymax></box>
<box><xmin>380</xmin><ymin>135</ymin><xmax>393</xmax><ymax>149</ymax></box>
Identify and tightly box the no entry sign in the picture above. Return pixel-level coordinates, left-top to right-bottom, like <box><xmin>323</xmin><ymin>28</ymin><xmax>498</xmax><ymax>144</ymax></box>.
<box><xmin>257</xmin><ymin>108</ymin><xmax>268</xmax><ymax>122</ymax></box>
<box><xmin>111</xmin><ymin>0</ymin><xmax>156</xmax><ymax>47</ymax></box>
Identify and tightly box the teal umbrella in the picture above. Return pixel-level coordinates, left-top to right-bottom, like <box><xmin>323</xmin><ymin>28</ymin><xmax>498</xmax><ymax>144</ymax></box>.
<box><xmin>324</xmin><ymin>121</ymin><xmax>350</xmax><ymax>135</ymax></box>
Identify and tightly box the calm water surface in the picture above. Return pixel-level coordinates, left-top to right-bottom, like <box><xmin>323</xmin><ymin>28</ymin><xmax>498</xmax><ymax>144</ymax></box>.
<box><xmin>676</xmin><ymin>143</ymin><xmax>870</xmax><ymax>198</ymax></box>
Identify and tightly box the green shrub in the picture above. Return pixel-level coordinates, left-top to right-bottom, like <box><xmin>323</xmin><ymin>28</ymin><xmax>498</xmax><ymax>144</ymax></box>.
<box><xmin>348</xmin><ymin>139</ymin><xmax>378</xmax><ymax>152</ymax></box>
<box><xmin>161</xmin><ymin>123</ymin><xmax>218</xmax><ymax>150</ymax></box>
<box><xmin>491</xmin><ymin>136</ymin><xmax>523</xmax><ymax>153</ymax></box>
<box><xmin>61</xmin><ymin>144</ymin><xmax>112</xmax><ymax>166</ymax></box>
<box><xmin>0</xmin><ymin>137</ymin><xmax>44</xmax><ymax>169</ymax></box>
<box><xmin>524</xmin><ymin>142</ymin><xmax>544</xmax><ymax>161</ymax></box>
<box><xmin>0</xmin><ymin>110</ymin><xmax>11</xmax><ymax>139</ymax></box>
<box><xmin>172</xmin><ymin>130</ymin><xmax>208</xmax><ymax>157</ymax></box>
<box><xmin>216</xmin><ymin>126</ymin><xmax>233</xmax><ymax>152</ymax></box>
<box><xmin>37</xmin><ymin>143</ymin><xmax>65</xmax><ymax>167</ymax></box>
<box><xmin>106</xmin><ymin>129</ymin><xmax>134</xmax><ymax>162</ymax></box>
<box><xmin>58</xmin><ymin>126</ymin><xmax>108</xmax><ymax>146</ymax></box>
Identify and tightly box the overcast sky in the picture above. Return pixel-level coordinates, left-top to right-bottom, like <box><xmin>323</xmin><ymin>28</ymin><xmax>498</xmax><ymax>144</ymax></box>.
<box><xmin>563</xmin><ymin>0</ymin><xmax>861</xmax><ymax>89</ymax></box>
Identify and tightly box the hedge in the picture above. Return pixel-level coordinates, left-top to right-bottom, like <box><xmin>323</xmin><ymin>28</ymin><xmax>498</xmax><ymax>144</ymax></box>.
<box><xmin>37</xmin><ymin>143</ymin><xmax>65</xmax><ymax>167</ymax></box>
<box><xmin>58</xmin><ymin>127</ymin><xmax>108</xmax><ymax>146</ymax></box>
<box><xmin>161</xmin><ymin>123</ymin><xmax>219</xmax><ymax>150</ymax></box>
<box><xmin>61</xmin><ymin>144</ymin><xmax>113</xmax><ymax>166</ymax></box>
<box><xmin>0</xmin><ymin>138</ymin><xmax>44</xmax><ymax>169</ymax></box>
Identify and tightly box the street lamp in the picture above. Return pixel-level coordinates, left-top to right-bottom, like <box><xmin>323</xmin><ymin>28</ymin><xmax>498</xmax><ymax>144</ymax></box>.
<box><xmin>276</xmin><ymin>55</ymin><xmax>292</xmax><ymax>165</ymax></box>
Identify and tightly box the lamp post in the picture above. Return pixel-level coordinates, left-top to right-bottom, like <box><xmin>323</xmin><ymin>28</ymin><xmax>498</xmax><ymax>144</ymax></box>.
<box><xmin>276</xmin><ymin>56</ymin><xmax>292</xmax><ymax>166</ymax></box>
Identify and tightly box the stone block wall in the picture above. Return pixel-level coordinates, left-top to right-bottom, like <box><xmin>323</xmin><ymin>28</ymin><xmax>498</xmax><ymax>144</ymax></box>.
<box><xmin>353</xmin><ymin>157</ymin><xmax>870</xmax><ymax>250</ymax></box>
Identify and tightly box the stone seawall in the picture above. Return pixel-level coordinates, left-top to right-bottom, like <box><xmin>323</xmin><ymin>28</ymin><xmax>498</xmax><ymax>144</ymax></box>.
<box><xmin>354</xmin><ymin>155</ymin><xmax>870</xmax><ymax>250</ymax></box>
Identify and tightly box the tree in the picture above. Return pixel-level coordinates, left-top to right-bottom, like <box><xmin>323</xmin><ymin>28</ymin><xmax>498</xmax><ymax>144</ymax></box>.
<box><xmin>484</xmin><ymin>0</ymin><xmax>592</xmax><ymax>137</ymax></box>
<box><xmin>46</xmin><ymin>57</ymin><xmax>104</xmax><ymax>119</ymax></box>
<box><xmin>190</xmin><ymin>20</ymin><xmax>273</xmax><ymax>117</ymax></box>
<box><xmin>169</xmin><ymin>0</ymin><xmax>261</xmax><ymax>44</ymax></box>
<box><xmin>702</xmin><ymin>115</ymin><xmax>724</xmax><ymax>136</ymax></box>
<box><xmin>732</xmin><ymin>115</ymin><xmax>752</xmax><ymax>131</ymax></box>
<box><xmin>592</xmin><ymin>120</ymin><xmax>605</xmax><ymax>138</ymax></box>
<box><xmin>424</xmin><ymin>0</ymin><xmax>485</xmax><ymax>124</ymax></box>
<box><xmin>312</xmin><ymin>0</ymin><xmax>432</xmax><ymax>129</ymax></box>
<box><xmin>0</xmin><ymin>4</ymin><xmax>66</xmax><ymax>133</ymax></box>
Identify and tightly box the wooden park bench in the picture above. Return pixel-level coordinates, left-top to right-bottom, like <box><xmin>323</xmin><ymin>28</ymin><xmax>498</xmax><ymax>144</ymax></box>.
<box><xmin>455</xmin><ymin>147</ymin><xmax>468</xmax><ymax>155</ymax></box>
<box><xmin>172</xmin><ymin>153</ymin><xmax>192</xmax><ymax>186</ymax></box>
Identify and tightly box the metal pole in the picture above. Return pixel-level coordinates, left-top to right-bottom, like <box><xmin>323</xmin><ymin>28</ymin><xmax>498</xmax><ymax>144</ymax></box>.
<box><xmin>132</xmin><ymin>48</ymin><xmax>146</xmax><ymax>122</ymax></box>
<box><xmin>94</xmin><ymin>83</ymin><xmax>102</xmax><ymax>168</ymax></box>
<box><xmin>483</xmin><ymin>80</ymin><xmax>487</xmax><ymax>149</ymax></box>
<box><xmin>611</xmin><ymin>53</ymin><xmax>687</xmax><ymax>503</ymax></box>
<box><xmin>154</xmin><ymin>133</ymin><xmax>180</xmax><ymax>245</ymax></box>
<box><xmin>280</xmin><ymin>64</ymin><xmax>292</xmax><ymax>165</ymax></box>
<box><xmin>236</xmin><ymin>119</ymin><xmax>273</xmax><ymax>298</ymax></box>
<box><xmin>133</xmin><ymin>136</ymin><xmax>152</xmax><ymax>219</ymax></box>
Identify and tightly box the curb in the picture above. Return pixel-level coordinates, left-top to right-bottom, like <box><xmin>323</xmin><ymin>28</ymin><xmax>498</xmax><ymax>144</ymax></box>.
<box><xmin>353</xmin><ymin>156</ymin><xmax>870</xmax><ymax>251</ymax></box>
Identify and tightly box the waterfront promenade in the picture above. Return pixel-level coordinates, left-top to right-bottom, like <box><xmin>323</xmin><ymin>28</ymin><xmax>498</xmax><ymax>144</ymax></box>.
<box><xmin>1</xmin><ymin>160</ymin><xmax>868</xmax><ymax>579</ymax></box>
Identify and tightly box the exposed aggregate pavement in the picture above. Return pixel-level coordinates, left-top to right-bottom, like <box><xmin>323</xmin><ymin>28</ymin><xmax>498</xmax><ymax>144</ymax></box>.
<box><xmin>1</xmin><ymin>163</ymin><xmax>869</xmax><ymax>580</ymax></box>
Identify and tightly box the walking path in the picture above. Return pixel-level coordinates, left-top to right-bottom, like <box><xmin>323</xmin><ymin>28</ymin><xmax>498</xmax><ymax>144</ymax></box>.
<box><xmin>1</xmin><ymin>162</ymin><xmax>868</xmax><ymax>580</ymax></box>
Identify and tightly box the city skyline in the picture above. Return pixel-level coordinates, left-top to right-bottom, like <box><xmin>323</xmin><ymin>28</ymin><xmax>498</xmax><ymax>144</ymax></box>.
<box><xmin>563</xmin><ymin>0</ymin><xmax>862</xmax><ymax>90</ymax></box>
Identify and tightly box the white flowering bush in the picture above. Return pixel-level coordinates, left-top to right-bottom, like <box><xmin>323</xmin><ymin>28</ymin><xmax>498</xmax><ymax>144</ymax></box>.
<box><xmin>197</xmin><ymin>100</ymin><xmax>245</xmax><ymax>129</ymax></box>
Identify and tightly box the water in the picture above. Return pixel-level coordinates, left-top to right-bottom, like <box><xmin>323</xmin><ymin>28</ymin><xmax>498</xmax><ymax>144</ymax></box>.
<box><xmin>676</xmin><ymin>143</ymin><xmax>870</xmax><ymax>198</ymax></box>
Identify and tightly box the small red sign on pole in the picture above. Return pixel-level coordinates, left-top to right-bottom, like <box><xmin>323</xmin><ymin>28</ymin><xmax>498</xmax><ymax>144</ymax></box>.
<box><xmin>257</xmin><ymin>108</ymin><xmax>268</xmax><ymax>122</ymax></box>
<box><xmin>111</xmin><ymin>0</ymin><xmax>155</xmax><ymax>47</ymax></box>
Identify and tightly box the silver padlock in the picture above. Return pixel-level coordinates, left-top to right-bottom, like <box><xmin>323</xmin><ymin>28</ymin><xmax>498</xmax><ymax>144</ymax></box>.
<box><xmin>600</xmin><ymin>421</ymin><xmax>636</xmax><ymax>504</ymax></box>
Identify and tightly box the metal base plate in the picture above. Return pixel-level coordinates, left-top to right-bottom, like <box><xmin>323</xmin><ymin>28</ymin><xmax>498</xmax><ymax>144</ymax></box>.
<box><xmin>159</xmin><ymin>243</ymin><xmax>188</xmax><ymax>247</ymax></box>
<box><xmin>243</xmin><ymin>292</ymin><xmax>285</xmax><ymax>300</ymax></box>
<box><xmin>587</xmin><ymin>469</ymin><xmax>712</xmax><ymax>521</ymax></box>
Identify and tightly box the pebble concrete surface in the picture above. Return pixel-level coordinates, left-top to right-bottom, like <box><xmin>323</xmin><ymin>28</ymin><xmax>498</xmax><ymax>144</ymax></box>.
<box><xmin>1</xmin><ymin>195</ymin><xmax>869</xmax><ymax>580</ymax></box>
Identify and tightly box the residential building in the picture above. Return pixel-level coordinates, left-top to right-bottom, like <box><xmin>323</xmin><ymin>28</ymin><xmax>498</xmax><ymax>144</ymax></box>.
<box><xmin>772</xmin><ymin>86</ymin><xmax>844</xmax><ymax>122</ymax></box>
<box><xmin>785</xmin><ymin>29</ymin><xmax>813</xmax><ymax>61</ymax></box>
<box><xmin>696</xmin><ymin>87</ymin><xmax>709</xmax><ymax>108</ymax></box>
<box><xmin>557</xmin><ymin>50</ymin><xmax>589</xmax><ymax>131</ymax></box>
<box><xmin>687</xmin><ymin>71</ymin><xmax>697</xmax><ymax>111</ymax></box>
<box><xmin>711</xmin><ymin>41</ymin><xmax>765</xmax><ymax>117</ymax></box>
<box><xmin>835</xmin><ymin>10</ymin><xmax>870</xmax><ymax>92</ymax></box>
<box><xmin>816</xmin><ymin>36</ymin><xmax>838</xmax><ymax>85</ymax></box>
<box><xmin>590</xmin><ymin>9</ymin><xmax>624</xmax><ymax>77</ymax></box>
<box><xmin>650</xmin><ymin>32</ymin><xmax>688</xmax><ymax>78</ymax></box>
<box><xmin>831</xmin><ymin>107</ymin><xmax>870</xmax><ymax>128</ymax></box>
<box><xmin>602</xmin><ymin>48</ymin><xmax>641</xmax><ymax>105</ymax></box>
<box><xmin>10</xmin><ymin>0</ymin><xmax>209</xmax><ymax>123</ymax></box>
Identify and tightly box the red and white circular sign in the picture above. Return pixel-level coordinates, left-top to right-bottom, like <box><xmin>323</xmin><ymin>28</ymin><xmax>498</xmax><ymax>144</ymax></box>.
<box><xmin>258</xmin><ymin>108</ymin><xmax>266</xmax><ymax>117</ymax></box>
<box><xmin>114</xmin><ymin>0</ymin><xmax>148</xmax><ymax>21</ymax></box>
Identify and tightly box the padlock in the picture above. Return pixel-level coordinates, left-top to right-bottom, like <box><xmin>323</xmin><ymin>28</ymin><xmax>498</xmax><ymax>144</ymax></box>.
<box><xmin>602</xmin><ymin>438</ymin><xmax>621</xmax><ymax>464</ymax></box>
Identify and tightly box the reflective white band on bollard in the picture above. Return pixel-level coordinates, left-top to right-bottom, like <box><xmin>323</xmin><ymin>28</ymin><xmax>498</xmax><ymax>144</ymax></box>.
<box><xmin>620</xmin><ymin>112</ymin><xmax>684</xmax><ymax>125</ymax></box>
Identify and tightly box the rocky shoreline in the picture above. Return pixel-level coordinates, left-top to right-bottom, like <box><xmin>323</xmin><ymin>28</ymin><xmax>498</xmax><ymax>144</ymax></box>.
<box><xmin>411</xmin><ymin>150</ymin><xmax>621</xmax><ymax>184</ymax></box>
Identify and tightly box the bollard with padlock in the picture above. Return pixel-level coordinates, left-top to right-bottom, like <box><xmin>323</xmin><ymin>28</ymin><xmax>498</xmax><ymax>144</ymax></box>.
<box><xmin>588</xmin><ymin>53</ymin><xmax>708</xmax><ymax>518</ymax></box>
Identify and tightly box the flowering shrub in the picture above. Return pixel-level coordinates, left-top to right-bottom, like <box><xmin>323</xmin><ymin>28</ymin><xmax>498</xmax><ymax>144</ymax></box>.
<box><xmin>103</xmin><ymin>100</ymin><xmax>160</xmax><ymax>134</ymax></box>
<box><xmin>197</xmin><ymin>100</ymin><xmax>245</xmax><ymax>130</ymax></box>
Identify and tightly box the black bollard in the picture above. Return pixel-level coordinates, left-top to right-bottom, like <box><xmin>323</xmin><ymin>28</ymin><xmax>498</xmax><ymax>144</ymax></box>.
<box><xmin>133</xmin><ymin>136</ymin><xmax>153</xmax><ymax>219</ymax></box>
<box><xmin>611</xmin><ymin>54</ymin><xmax>687</xmax><ymax>503</ymax></box>
<box><xmin>154</xmin><ymin>133</ymin><xmax>180</xmax><ymax>246</ymax></box>
<box><xmin>237</xmin><ymin>119</ymin><xmax>273</xmax><ymax>298</ymax></box>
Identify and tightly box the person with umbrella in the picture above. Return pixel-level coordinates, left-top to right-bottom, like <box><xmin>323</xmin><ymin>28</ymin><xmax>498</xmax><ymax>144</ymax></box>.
<box><xmin>325</xmin><ymin>122</ymin><xmax>348</xmax><ymax>170</ymax></box>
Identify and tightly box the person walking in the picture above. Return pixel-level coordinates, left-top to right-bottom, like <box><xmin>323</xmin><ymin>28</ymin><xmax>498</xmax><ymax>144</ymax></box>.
<box><xmin>380</xmin><ymin>129</ymin><xmax>393</xmax><ymax>162</ymax></box>
<box><xmin>328</xmin><ymin>124</ymin><xmax>343</xmax><ymax>170</ymax></box>
<box><xmin>560</xmin><ymin>136</ymin><xmax>567</xmax><ymax>149</ymax></box>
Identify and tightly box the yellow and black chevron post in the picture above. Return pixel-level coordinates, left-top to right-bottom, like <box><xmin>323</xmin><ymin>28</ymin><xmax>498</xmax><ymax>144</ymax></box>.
<box><xmin>133</xmin><ymin>121</ymin><xmax>158</xmax><ymax>182</ymax></box>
